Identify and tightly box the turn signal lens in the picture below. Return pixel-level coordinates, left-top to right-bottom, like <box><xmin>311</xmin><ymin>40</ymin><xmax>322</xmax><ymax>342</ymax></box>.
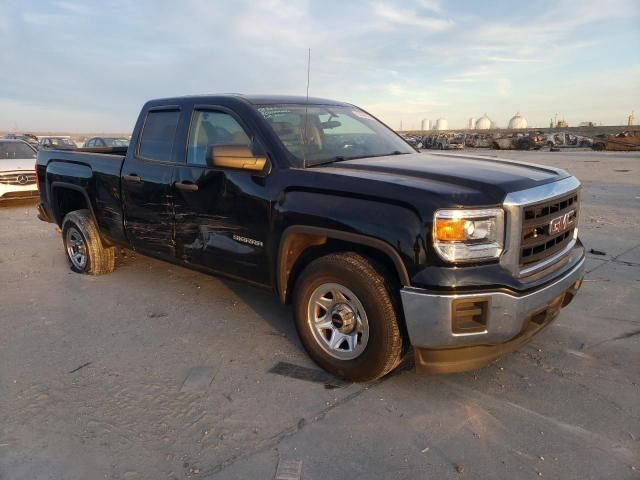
<box><xmin>435</xmin><ymin>218</ymin><xmax>466</xmax><ymax>241</ymax></box>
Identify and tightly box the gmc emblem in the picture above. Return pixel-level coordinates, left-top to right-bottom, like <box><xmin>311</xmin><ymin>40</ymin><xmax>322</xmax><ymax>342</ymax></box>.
<box><xmin>549</xmin><ymin>210</ymin><xmax>576</xmax><ymax>235</ymax></box>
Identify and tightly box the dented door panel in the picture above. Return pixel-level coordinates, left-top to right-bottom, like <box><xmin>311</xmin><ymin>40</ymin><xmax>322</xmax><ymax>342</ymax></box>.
<box><xmin>173</xmin><ymin>166</ymin><xmax>271</xmax><ymax>285</ymax></box>
<box><xmin>121</xmin><ymin>156</ymin><xmax>176</xmax><ymax>258</ymax></box>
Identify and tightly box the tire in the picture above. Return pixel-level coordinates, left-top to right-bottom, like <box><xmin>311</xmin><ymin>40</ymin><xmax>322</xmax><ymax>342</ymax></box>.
<box><xmin>62</xmin><ymin>209</ymin><xmax>116</xmax><ymax>275</ymax></box>
<box><xmin>293</xmin><ymin>252</ymin><xmax>404</xmax><ymax>382</ymax></box>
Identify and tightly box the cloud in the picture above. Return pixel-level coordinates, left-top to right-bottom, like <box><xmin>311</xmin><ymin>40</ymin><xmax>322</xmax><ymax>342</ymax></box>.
<box><xmin>372</xmin><ymin>3</ymin><xmax>453</xmax><ymax>32</ymax></box>
<box><xmin>1</xmin><ymin>0</ymin><xmax>638</xmax><ymax>131</ymax></box>
<box><xmin>419</xmin><ymin>0</ymin><xmax>442</xmax><ymax>14</ymax></box>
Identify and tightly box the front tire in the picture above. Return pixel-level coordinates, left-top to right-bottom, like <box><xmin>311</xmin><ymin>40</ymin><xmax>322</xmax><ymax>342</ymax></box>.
<box><xmin>293</xmin><ymin>252</ymin><xmax>404</xmax><ymax>382</ymax></box>
<box><xmin>62</xmin><ymin>209</ymin><xmax>116</xmax><ymax>275</ymax></box>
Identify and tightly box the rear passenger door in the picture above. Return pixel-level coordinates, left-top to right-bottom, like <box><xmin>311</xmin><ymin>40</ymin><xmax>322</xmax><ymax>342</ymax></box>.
<box><xmin>121</xmin><ymin>107</ymin><xmax>181</xmax><ymax>259</ymax></box>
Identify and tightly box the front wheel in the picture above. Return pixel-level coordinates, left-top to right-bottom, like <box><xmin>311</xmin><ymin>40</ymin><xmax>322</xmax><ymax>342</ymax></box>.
<box><xmin>293</xmin><ymin>252</ymin><xmax>404</xmax><ymax>382</ymax></box>
<box><xmin>62</xmin><ymin>209</ymin><xmax>116</xmax><ymax>275</ymax></box>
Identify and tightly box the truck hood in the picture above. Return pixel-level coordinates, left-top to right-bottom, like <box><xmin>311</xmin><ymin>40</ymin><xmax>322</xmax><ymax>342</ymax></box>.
<box><xmin>0</xmin><ymin>158</ymin><xmax>36</xmax><ymax>172</ymax></box>
<box><xmin>318</xmin><ymin>152</ymin><xmax>569</xmax><ymax>205</ymax></box>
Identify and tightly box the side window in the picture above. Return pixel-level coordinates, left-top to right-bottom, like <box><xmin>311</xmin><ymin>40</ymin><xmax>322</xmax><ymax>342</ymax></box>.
<box><xmin>138</xmin><ymin>110</ymin><xmax>180</xmax><ymax>162</ymax></box>
<box><xmin>187</xmin><ymin>110</ymin><xmax>251</xmax><ymax>166</ymax></box>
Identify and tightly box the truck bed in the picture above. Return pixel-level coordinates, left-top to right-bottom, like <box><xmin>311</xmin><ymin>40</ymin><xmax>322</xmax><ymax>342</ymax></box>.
<box><xmin>37</xmin><ymin>147</ymin><xmax>129</xmax><ymax>245</ymax></box>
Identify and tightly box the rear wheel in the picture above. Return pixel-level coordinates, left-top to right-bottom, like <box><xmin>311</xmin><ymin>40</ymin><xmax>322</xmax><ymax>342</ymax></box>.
<box><xmin>293</xmin><ymin>252</ymin><xmax>404</xmax><ymax>382</ymax></box>
<box><xmin>62</xmin><ymin>209</ymin><xmax>116</xmax><ymax>275</ymax></box>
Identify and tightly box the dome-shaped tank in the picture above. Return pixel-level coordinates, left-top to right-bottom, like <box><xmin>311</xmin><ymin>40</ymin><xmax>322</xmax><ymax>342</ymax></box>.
<box><xmin>435</xmin><ymin>118</ymin><xmax>448</xmax><ymax>131</ymax></box>
<box><xmin>475</xmin><ymin>114</ymin><xmax>492</xmax><ymax>130</ymax></box>
<box><xmin>508</xmin><ymin>112</ymin><xmax>527</xmax><ymax>129</ymax></box>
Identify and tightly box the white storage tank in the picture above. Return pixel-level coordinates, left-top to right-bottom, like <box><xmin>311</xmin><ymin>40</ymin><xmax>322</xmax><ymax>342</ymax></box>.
<box><xmin>475</xmin><ymin>114</ymin><xmax>492</xmax><ymax>130</ymax></box>
<box><xmin>508</xmin><ymin>112</ymin><xmax>528</xmax><ymax>129</ymax></box>
<box><xmin>435</xmin><ymin>118</ymin><xmax>449</xmax><ymax>131</ymax></box>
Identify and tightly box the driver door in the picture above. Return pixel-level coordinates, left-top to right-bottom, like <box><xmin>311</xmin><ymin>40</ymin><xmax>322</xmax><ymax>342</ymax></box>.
<box><xmin>173</xmin><ymin>107</ymin><xmax>271</xmax><ymax>283</ymax></box>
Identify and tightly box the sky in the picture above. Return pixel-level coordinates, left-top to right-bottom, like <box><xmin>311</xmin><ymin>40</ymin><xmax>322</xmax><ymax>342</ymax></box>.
<box><xmin>1</xmin><ymin>0</ymin><xmax>639</xmax><ymax>132</ymax></box>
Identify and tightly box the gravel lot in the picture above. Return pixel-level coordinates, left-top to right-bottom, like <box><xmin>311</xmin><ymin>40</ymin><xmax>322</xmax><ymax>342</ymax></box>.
<box><xmin>1</xmin><ymin>150</ymin><xmax>638</xmax><ymax>480</ymax></box>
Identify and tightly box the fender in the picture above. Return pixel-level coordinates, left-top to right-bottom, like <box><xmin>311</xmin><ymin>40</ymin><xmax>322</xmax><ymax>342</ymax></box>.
<box><xmin>277</xmin><ymin>225</ymin><xmax>411</xmax><ymax>303</ymax></box>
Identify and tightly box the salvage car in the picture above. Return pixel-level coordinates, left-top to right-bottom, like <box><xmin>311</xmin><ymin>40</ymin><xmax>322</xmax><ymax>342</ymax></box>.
<box><xmin>84</xmin><ymin>137</ymin><xmax>130</xmax><ymax>148</ymax></box>
<box><xmin>492</xmin><ymin>134</ymin><xmax>541</xmax><ymax>151</ymax></box>
<box><xmin>39</xmin><ymin>136</ymin><xmax>77</xmax><ymax>150</ymax></box>
<box><xmin>3</xmin><ymin>133</ymin><xmax>39</xmax><ymax>149</ymax></box>
<box><xmin>431</xmin><ymin>135</ymin><xmax>461</xmax><ymax>150</ymax></box>
<box><xmin>592</xmin><ymin>131</ymin><xmax>640</xmax><ymax>151</ymax></box>
<box><xmin>545</xmin><ymin>133</ymin><xmax>593</xmax><ymax>148</ymax></box>
<box><xmin>36</xmin><ymin>95</ymin><xmax>585</xmax><ymax>382</ymax></box>
<box><xmin>0</xmin><ymin>139</ymin><xmax>39</xmax><ymax>201</ymax></box>
<box><xmin>465</xmin><ymin>133</ymin><xmax>492</xmax><ymax>148</ymax></box>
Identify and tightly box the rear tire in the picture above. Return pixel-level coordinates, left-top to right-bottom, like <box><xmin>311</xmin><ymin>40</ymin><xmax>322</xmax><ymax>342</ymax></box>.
<box><xmin>293</xmin><ymin>252</ymin><xmax>404</xmax><ymax>382</ymax></box>
<box><xmin>62</xmin><ymin>209</ymin><xmax>116</xmax><ymax>275</ymax></box>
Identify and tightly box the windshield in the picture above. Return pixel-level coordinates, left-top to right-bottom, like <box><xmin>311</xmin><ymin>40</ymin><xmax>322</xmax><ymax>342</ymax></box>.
<box><xmin>256</xmin><ymin>104</ymin><xmax>414</xmax><ymax>166</ymax></box>
<box><xmin>0</xmin><ymin>141</ymin><xmax>36</xmax><ymax>159</ymax></box>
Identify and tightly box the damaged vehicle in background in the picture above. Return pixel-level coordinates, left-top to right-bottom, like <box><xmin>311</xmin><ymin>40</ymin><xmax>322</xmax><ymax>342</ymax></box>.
<box><xmin>492</xmin><ymin>133</ymin><xmax>543</xmax><ymax>151</ymax></box>
<box><xmin>430</xmin><ymin>134</ymin><xmax>463</xmax><ymax>150</ymax></box>
<box><xmin>545</xmin><ymin>133</ymin><xmax>593</xmax><ymax>149</ymax></box>
<box><xmin>39</xmin><ymin>136</ymin><xmax>78</xmax><ymax>150</ymax></box>
<box><xmin>592</xmin><ymin>131</ymin><xmax>640</xmax><ymax>151</ymax></box>
<box><xmin>3</xmin><ymin>133</ymin><xmax>40</xmax><ymax>149</ymax></box>
<box><xmin>83</xmin><ymin>137</ymin><xmax>130</xmax><ymax>148</ymax></box>
<box><xmin>0</xmin><ymin>139</ymin><xmax>39</xmax><ymax>201</ymax></box>
<box><xmin>465</xmin><ymin>133</ymin><xmax>492</xmax><ymax>148</ymax></box>
<box><xmin>399</xmin><ymin>134</ymin><xmax>423</xmax><ymax>149</ymax></box>
<box><xmin>36</xmin><ymin>94</ymin><xmax>585</xmax><ymax>382</ymax></box>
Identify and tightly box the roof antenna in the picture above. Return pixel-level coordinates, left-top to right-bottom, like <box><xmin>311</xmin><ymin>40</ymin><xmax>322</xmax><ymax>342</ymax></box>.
<box><xmin>302</xmin><ymin>47</ymin><xmax>311</xmax><ymax>168</ymax></box>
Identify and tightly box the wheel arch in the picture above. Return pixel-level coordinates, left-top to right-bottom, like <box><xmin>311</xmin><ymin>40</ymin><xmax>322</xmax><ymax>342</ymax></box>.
<box><xmin>50</xmin><ymin>182</ymin><xmax>97</xmax><ymax>227</ymax></box>
<box><xmin>277</xmin><ymin>225</ymin><xmax>410</xmax><ymax>304</ymax></box>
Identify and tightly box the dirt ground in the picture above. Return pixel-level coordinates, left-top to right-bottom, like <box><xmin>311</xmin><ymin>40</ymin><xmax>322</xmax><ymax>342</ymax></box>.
<box><xmin>0</xmin><ymin>150</ymin><xmax>638</xmax><ymax>480</ymax></box>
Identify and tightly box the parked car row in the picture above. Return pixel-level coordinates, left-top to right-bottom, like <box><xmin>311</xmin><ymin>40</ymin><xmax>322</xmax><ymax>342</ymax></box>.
<box><xmin>398</xmin><ymin>130</ymin><xmax>637</xmax><ymax>151</ymax></box>
<box><xmin>0</xmin><ymin>134</ymin><xmax>130</xmax><ymax>202</ymax></box>
<box><xmin>1</xmin><ymin>134</ymin><xmax>130</xmax><ymax>151</ymax></box>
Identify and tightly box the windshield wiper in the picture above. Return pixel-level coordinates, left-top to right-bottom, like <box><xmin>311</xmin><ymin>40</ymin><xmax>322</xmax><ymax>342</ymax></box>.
<box><xmin>306</xmin><ymin>151</ymin><xmax>410</xmax><ymax>167</ymax></box>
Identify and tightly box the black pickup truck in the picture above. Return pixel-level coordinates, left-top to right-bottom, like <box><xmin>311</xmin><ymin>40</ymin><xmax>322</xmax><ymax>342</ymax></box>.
<box><xmin>36</xmin><ymin>95</ymin><xmax>585</xmax><ymax>381</ymax></box>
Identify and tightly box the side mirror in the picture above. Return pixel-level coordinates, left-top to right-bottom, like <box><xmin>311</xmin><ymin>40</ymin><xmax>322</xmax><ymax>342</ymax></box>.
<box><xmin>207</xmin><ymin>144</ymin><xmax>269</xmax><ymax>174</ymax></box>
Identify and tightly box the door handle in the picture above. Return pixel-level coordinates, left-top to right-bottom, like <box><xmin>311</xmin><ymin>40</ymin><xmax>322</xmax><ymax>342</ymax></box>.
<box><xmin>174</xmin><ymin>181</ymin><xmax>199</xmax><ymax>192</ymax></box>
<box><xmin>123</xmin><ymin>174</ymin><xmax>142</xmax><ymax>183</ymax></box>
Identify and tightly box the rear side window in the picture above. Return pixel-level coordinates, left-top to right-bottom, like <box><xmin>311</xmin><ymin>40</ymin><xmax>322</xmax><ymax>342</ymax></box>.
<box><xmin>138</xmin><ymin>110</ymin><xmax>180</xmax><ymax>162</ymax></box>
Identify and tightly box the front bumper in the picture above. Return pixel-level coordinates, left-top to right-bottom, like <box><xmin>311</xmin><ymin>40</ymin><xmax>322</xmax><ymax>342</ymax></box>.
<box><xmin>0</xmin><ymin>182</ymin><xmax>38</xmax><ymax>201</ymax></box>
<box><xmin>401</xmin><ymin>256</ymin><xmax>585</xmax><ymax>373</ymax></box>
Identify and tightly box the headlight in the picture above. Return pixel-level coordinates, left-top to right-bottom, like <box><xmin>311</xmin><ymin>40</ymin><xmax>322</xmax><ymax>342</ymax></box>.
<box><xmin>433</xmin><ymin>208</ymin><xmax>504</xmax><ymax>262</ymax></box>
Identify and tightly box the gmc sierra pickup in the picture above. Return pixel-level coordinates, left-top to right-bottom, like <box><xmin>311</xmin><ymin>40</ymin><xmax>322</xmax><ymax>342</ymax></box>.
<box><xmin>36</xmin><ymin>95</ymin><xmax>585</xmax><ymax>382</ymax></box>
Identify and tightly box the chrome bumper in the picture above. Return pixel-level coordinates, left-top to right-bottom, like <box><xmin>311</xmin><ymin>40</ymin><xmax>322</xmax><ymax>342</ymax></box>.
<box><xmin>401</xmin><ymin>257</ymin><xmax>585</xmax><ymax>349</ymax></box>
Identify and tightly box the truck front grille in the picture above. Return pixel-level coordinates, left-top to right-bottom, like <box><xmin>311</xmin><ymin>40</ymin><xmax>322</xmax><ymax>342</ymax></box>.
<box><xmin>0</xmin><ymin>172</ymin><xmax>37</xmax><ymax>186</ymax></box>
<box><xmin>520</xmin><ymin>192</ymin><xmax>579</xmax><ymax>267</ymax></box>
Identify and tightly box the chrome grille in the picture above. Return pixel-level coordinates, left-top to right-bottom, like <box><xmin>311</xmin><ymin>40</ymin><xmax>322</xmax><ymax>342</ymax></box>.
<box><xmin>500</xmin><ymin>177</ymin><xmax>582</xmax><ymax>278</ymax></box>
<box><xmin>520</xmin><ymin>193</ymin><xmax>579</xmax><ymax>266</ymax></box>
<box><xmin>0</xmin><ymin>172</ymin><xmax>37</xmax><ymax>186</ymax></box>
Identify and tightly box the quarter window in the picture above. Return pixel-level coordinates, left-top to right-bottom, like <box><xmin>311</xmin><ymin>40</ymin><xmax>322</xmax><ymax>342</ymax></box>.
<box><xmin>187</xmin><ymin>110</ymin><xmax>251</xmax><ymax>166</ymax></box>
<box><xmin>138</xmin><ymin>110</ymin><xmax>180</xmax><ymax>162</ymax></box>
